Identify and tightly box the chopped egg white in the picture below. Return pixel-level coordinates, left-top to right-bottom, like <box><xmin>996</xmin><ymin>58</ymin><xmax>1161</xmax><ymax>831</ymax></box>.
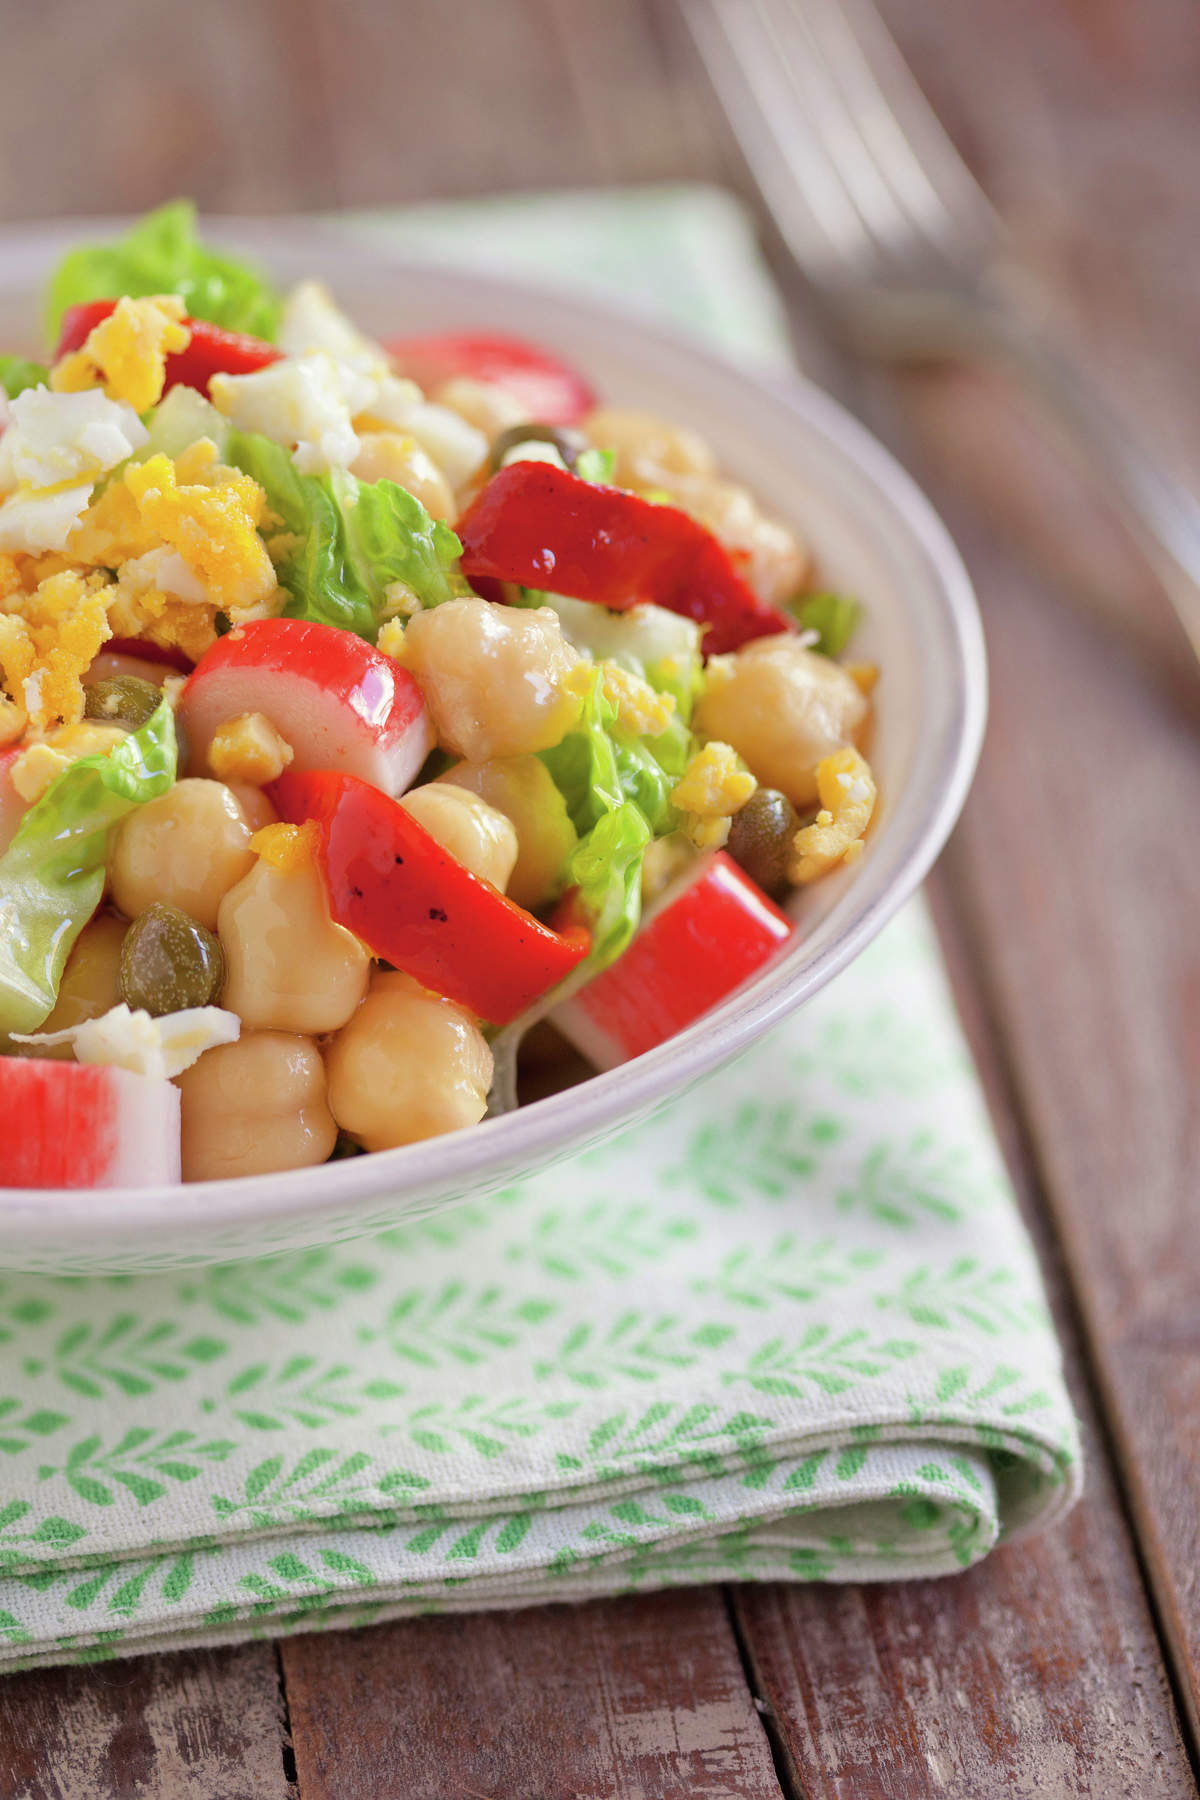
<box><xmin>0</xmin><ymin>387</ymin><xmax>149</xmax><ymax>554</ymax></box>
<box><xmin>0</xmin><ymin>386</ymin><xmax>148</xmax><ymax>492</ymax></box>
<box><xmin>0</xmin><ymin>481</ymin><xmax>96</xmax><ymax>554</ymax></box>
<box><xmin>210</xmin><ymin>352</ymin><xmax>370</xmax><ymax>475</ymax></box>
<box><xmin>119</xmin><ymin>545</ymin><xmax>209</xmax><ymax>606</ymax></box>
<box><xmin>12</xmin><ymin>1004</ymin><xmax>241</xmax><ymax>1080</ymax></box>
<box><xmin>278</xmin><ymin>279</ymin><xmax>391</xmax><ymax>374</ymax></box>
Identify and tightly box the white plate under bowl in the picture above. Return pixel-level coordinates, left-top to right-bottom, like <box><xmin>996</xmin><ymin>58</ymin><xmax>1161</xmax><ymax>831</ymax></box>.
<box><xmin>0</xmin><ymin>219</ymin><xmax>985</xmax><ymax>1271</ymax></box>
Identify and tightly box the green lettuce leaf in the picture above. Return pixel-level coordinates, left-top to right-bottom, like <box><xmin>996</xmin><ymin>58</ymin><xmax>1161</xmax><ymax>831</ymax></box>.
<box><xmin>0</xmin><ymin>356</ymin><xmax>48</xmax><ymax>400</ymax></box>
<box><xmin>539</xmin><ymin>665</ymin><xmax>692</xmax><ymax>972</ymax></box>
<box><xmin>575</xmin><ymin>446</ymin><xmax>615</xmax><ymax>484</ymax></box>
<box><xmin>328</xmin><ymin>467</ymin><xmax>462</xmax><ymax>615</ymax></box>
<box><xmin>45</xmin><ymin>200</ymin><xmax>282</xmax><ymax>344</ymax></box>
<box><xmin>225</xmin><ymin>431</ymin><xmax>460</xmax><ymax>639</ymax></box>
<box><xmin>0</xmin><ymin>699</ymin><xmax>177</xmax><ymax>1035</ymax></box>
<box><xmin>563</xmin><ymin>801</ymin><xmax>651</xmax><ymax>969</ymax></box>
<box><xmin>790</xmin><ymin>592</ymin><xmax>862</xmax><ymax>658</ymax></box>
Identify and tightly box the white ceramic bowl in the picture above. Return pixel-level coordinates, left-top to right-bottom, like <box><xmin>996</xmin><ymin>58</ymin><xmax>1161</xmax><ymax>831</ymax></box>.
<box><xmin>0</xmin><ymin>221</ymin><xmax>985</xmax><ymax>1271</ymax></box>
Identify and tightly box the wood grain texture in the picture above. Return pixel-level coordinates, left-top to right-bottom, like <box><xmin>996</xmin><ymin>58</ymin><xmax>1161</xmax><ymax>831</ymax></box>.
<box><xmin>0</xmin><ymin>1643</ymin><xmax>293</xmax><ymax>1800</ymax></box>
<box><xmin>282</xmin><ymin>1589</ymin><xmax>784</xmax><ymax>1800</ymax></box>
<box><xmin>0</xmin><ymin>0</ymin><xmax>1198</xmax><ymax>1794</ymax></box>
<box><xmin>728</xmin><ymin>868</ymin><xmax>1197</xmax><ymax>1799</ymax></box>
<box><xmin>871</xmin><ymin>0</ymin><xmax>1200</xmax><ymax>1738</ymax></box>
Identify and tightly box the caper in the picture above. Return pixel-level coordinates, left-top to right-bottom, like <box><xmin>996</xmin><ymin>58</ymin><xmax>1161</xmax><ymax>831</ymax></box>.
<box><xmin>725</xmin><ymin>787</ymin><xmax>799</xmax><ymax>899</ymax></box>
<box><xmin>84</xmin><ymin>675</ymin><xmax>162</xmax><ymax>730</ymax></box>
<box><xmin>489</xmin><ymin>422</ymin><xmax>587</xmax><ymax>473</ymax></box>
<box><xmin>120</xmin><ymin>902</ymin><xmax>224</xmax><ymax>1016</ymax></box>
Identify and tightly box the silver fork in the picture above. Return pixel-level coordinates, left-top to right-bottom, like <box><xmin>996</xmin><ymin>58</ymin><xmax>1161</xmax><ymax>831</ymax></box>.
<box><xmin>685</xmin><ymin>0</ymin><xmax>1200</xmax><ymax>661</ymax></box>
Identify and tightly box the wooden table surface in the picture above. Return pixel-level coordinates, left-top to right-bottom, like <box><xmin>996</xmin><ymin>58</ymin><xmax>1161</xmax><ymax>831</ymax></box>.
<box><xmin>2</xmin><ymin>1</ymin><xmax>1198</xmax><ymax>1794</ymax></box>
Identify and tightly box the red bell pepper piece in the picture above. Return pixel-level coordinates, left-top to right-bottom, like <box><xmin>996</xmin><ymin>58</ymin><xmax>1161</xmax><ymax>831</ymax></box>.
<box><xmin>55</xmin><ymin>300</ymin><xmax>282</xmax><ymax>396</ymax></box>
<box><xmin>385</xmin><ymin>331</ymin><xmax>595</xmax><ymax>426</ymax></box>
<box><xmin>456</xmin><ymin>462</ymin><xmax>793</xmax><ymax>656</ymax></box>
<box><xmin>270</xmin><ymin>769</ymin><xmax>591</xmax><ymax>1026</ymax></box>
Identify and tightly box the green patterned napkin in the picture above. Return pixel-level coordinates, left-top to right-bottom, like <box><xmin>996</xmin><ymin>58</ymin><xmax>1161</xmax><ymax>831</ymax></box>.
<box><xmin>0</xmin><ymin>189</ymin><xmax>1080</xmax><ymax>1670</ymax></box>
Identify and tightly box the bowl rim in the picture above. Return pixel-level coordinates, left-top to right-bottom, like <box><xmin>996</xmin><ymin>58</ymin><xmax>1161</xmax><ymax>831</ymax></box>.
<box><xmin>0</xmin><ymin>232</ymin><xmax>987</xmax><ymax>1240</ymax></box>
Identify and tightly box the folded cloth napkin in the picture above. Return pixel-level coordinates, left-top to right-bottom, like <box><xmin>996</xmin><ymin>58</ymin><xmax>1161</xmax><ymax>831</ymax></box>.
<box><xmin>0</xmin><ymin>188</ymin><xmax>1080</xmax><ymax>1670</ymax></box>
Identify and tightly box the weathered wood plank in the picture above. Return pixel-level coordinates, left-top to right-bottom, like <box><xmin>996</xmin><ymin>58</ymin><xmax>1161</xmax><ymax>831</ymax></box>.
<box><xmin>0</xmin><ymin>0</ymin><xmax>336</xmax><ymax>221</ymax></box>
<box><xmin>729</xmin><ymin>866</ymin><xmax>1198</xmax><ymax>1799</ymax></box>
<box><xmin>282</xmin><ymin>1590</ymin><xmax>785</xmax><ymax>1800</ymax></box>
<box><xmin>868</xmin><ymin>0</ymin><xmax>1200</xmax><ymax>1737</ymax></box>
<box><xmin>0</xmin><ymin>1643</ymin><xmax>293</xmax><ymax>1800</ymax></box>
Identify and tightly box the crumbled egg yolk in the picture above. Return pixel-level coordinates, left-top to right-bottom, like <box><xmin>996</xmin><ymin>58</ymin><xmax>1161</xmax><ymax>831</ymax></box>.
<box><xmin>671</xmin><ymin>740</ymin><xmax>757</xmax><ymax>850</ymax></box>
<box><xmin>380</xmin><ymin>579</ymin><xmax>422</xmax><ymax>622</ymax></box>
<box><xmin>51</xmin><ymin>295</ymin><xmax>190</xmax><ymax>413</ymax></box>
<box><xmin>250</xmin><ymin>820</ymin><xmax>320</xmax><ymax>874</ymax></box>
<box><xmin>8</xmin><ymin>740</ymin><xmax>70</xmax><ymax>802</ymax></box>
<box><xmin>789</xmin><ymin>746</ymin><xmax>877</xmax><ymax>883</ymax></box>
<box><xmin>376</xmin><ymin>617</ymin><xmax>408</xmax><ymax>662</ymax></box>
<box><xmin>0</xmin><ymin>567</ymin><xmax>114</xmax><ymax>732</ymax></box>
<box><xmin>845</xmin><ymin>662</ymin><xmax>879</xmax><ymax>697</ymax></box>
<box><xmin>207</xmin><ymin>712</ymin><xmax>294</xmax><ymax>786</ymax></box>
<box><xmin>561</xmin><ymin>659</ymin><xmax>676</xmax><ymax>738</ymax></box>
<box><xmin>597</xmin><ymin>661</ymin><xmax>676</xmax><ymax>737</ymax></box>
<box><xmin>8</xmin><ymin>720</ymin><xmax>127</xmax><ymax>803</ymax></box>
<box><xmin>123</xmin><ymin>451</ymin><xmax>278</xmax><ymax>620</ymax></box>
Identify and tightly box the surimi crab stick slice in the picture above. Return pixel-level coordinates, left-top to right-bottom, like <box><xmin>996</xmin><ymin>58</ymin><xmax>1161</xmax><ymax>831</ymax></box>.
<box><xmin>551</xmin><ymin>851</ymin><xmax>792</xmax><ymax>1072</ymax></box>
<box><xmin>180</xmin><ymin>618</ymin><xmax>433</xmax><ymax>798</ymax></box>
<box><xmin>0</xmin><ymin>1059</ymin><xmax>181</xmax><ymax>1189</ymax></box>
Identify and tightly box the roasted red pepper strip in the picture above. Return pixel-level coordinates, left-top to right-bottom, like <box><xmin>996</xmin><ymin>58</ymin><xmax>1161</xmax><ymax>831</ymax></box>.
<box><xmin>455</xmin><ymin>462</ymin><xmax>793</xmax><ymax>656</ymax></box>
<box><xmin>385</xmin><ymin>331</ymin><xmax>595</xmax><ymax>425</ymax></box>
<box><xmin>55</xmin><ymin>300</ymin><xmax>282</xmax><ymax>395</ymax></box>
<box><xmin>270</xmin><ymin>769</ymin><xmax>591</xmax><ymax>1026</ymax></box>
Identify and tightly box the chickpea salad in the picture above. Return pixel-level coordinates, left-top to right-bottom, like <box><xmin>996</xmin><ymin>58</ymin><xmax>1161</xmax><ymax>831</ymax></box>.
<box><xmin>0</xmin><ymin>203</ymin><xmax>878</xmax><ymax>1188</ymax></box>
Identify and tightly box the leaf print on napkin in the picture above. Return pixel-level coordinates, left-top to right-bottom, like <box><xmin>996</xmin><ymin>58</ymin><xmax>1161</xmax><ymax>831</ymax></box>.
<box><xmin>46</xmin><ymin>1429</ymin><xmax>235</xmax><ymax>1508</ymax></box>
<box><xmin>177</xmin><ymin>1249</ymin><xmax>378</xmax><ymax>1326</ymax></box>
<box><xmin>27</xmin><ymin>1317</ymin><xmax>227</xmax><ymax>1399</ymax></box>
<box><xmin>662</xmin><ymin>1103</ymin><xmax>841</xmax><ymax>1206</ymax></box>
<box><xmin>725</xmin><ymin>1327</ymin><xmax>919</xmax><ymax>1398</ymax></box>
<box><xmin>222</xmin><ymin>1357</ymin><xmax>406</xmax><ymax>1432</ymax></box>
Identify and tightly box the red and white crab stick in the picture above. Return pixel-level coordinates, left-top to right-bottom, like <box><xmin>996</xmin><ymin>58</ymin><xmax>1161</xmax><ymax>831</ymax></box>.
<box><xmin>180</xmin><ymin>619</ymin><xmax>432</xmax><ymax>798</ymax></box>
<box><xmin>0</xmin><ymin>1059</ymin><xmax>181</xmax><ymax>1189</ymax></box>
<box><xmin>551</xmin><ymin>851</ymin><xmax>792</xmax><ymax>1072</ymax></box>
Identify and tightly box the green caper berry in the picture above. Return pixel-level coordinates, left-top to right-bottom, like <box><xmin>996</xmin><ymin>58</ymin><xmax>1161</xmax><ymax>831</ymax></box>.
<box><xmin>120</xmin><ymin>903</ymin><xmax>224</xmax><ymax>1017</ymax></box>
<box><xmin>489</xmin><ymin>422</ymin><xmax>587</xmax><ymax>473</ymax></box>
<box><xmin>725</xmin><ymin>787</ymin><xmax>799</xmax><ymax>899</ymax></box>
<box><xmin>83</xmin><ymin>675</ymin><xmax>162</xmax><ymax>731</ymax></box>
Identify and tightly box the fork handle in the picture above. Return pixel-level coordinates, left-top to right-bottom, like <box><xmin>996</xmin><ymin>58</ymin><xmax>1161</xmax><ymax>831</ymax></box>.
<box><xmin>935</xmin><ymin>293</ymin><xmax>1200</xmax><ymax>660</ymax></box>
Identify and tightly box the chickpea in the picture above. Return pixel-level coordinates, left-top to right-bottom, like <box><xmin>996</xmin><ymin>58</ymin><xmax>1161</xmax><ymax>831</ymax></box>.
<box><xmin>400</xmin><ymin>783</ymin><xmax>518</xmax><ymax>891</ymax></box>
<box><xmin>351</xmin><ymin>431</ymin><xmax>455</xmax><ymax>521</ymax></box>
<box><xmin>218</xmin><ymin>855</ymin><xmax>370</xmax><ymax>1033</ymax></box>
<box><xmin>109</xmin><ymin>779</ymin><xmax>257</xmax><ymax>930</ymax></box>
<box><xmin>438</xmin><ymin>755</ymin><xmax>576</xmax><ymax>910</ymax></box>
<box><xmin>177</xmin><ymin>1031</ymin><xmax>336</xmax><ymax>1181</ymax></box>
<box><xmin>325</xmin><ymin>971</ymin><xmax>493</xmax><ymax>1151</ymax></box>
<box><xmin>434</xmin><ymin>376</ymin><xmax>527</xmax><ymax>439</ymax></box>
<box><xmin>225</xmin><ymin>781</ymin><xmax>278</xmax><ymax>832</ymax></box>
<box><xmin>584</xmin><ymin>407</ymin><xmax>716</xmax><ymax>488</ymax></box>
<box><xmin>695</xmin><ymin>637</ymin><xmax>868</xmax><ymax>808</ymax></box>
<box><xmin>403</xmin><ymin>599</ymin><xmax>580</xmax><ymax>762</ymax></box>
<box><xmin>32</xmin><ymin>913</ymin><xmax>126</xmax><ymax>1056</ymax></box>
